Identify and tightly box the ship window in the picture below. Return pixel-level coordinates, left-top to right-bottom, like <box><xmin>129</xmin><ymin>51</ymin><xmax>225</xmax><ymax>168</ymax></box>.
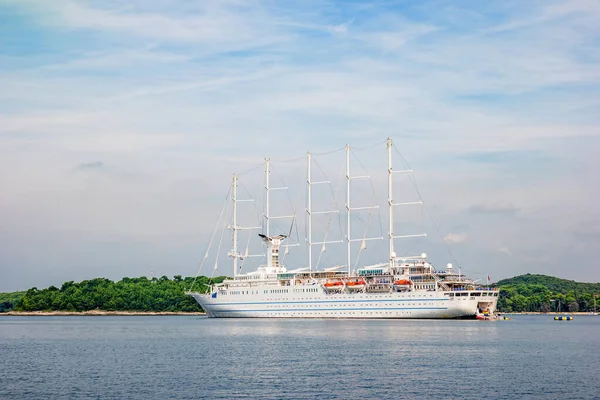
<box><xmin>494</xmin><ymin>293</ymin><xmax>498</xmax><ymax>297</ymax></box>
<box><xmin>471</xmin><ymin>292</ymin><xmax>481</xmax><ymax>296</ymax></box>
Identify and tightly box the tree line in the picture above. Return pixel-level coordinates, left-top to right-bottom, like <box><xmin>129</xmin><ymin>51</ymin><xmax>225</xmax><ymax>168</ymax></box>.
<box><xmin>495</xmin><ymin>274</ymin><xmax>600</xmax><ymax>313</ymax></box>
<box><xmin>0</xmin><ymin>291</ymin><xmax>25</xmax><ymax>313</ymax></box>
<box><xmin>1</xmin><ymin>276</ymin><xmax>225</xmax><ymax>313</ymax></box>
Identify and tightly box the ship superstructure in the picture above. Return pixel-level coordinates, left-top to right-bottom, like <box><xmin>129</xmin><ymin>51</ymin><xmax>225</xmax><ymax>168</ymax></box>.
<box><xmin>188</xmin><ymin>139</ymin><xmax>499</xmax><ymax>318</ymax></box>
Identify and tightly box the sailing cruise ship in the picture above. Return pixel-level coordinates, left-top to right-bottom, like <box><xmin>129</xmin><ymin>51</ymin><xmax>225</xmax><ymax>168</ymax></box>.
<box><xmin>188</xmin><ymin>138</ymin><xmax>499</xmax><ymax>318</ymax></box>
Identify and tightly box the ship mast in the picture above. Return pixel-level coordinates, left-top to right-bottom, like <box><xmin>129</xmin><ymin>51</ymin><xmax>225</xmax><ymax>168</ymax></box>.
<box><xmin>232</xmin><ymin>174</ymin><xmax>238</xmax><ymax>278</ymax></box>
<box><xmin>228</xmin><ymin>173</ymin><xmax>261</xmax><ymax>277</ymax></box>
<box><xmin>306</xmin><ymin>152</ymin><xmax>312</xmax><ymax>273</ymax></box>
<box><xmin>346</xmin><ymin>145</ymin><xmax>351</xmax><ymax>275</ymax></box>
<box><xmin>344</xmin><ymin>144</ymin><xmax>381</xmax><ymax>274</ymax></box>
<box><xmin>306</xmin><ymin>151</ymin><xmax>341</xmax><ymax>273</ymax></box>
<box><xmin>262</xmin><ymin>157</ymin><xmax>296</xmax><ymax>268</ymax></box>
<box><xmin>386</xmin><ymin>137</ymin><xmax>426</xmax><ymax>267</ymax></box>
<box><xmin>388</xmin><ymin>138</ymin><xmax>394</xmax><ymax>268</ymax></box>
<box><xmin>264</xmin><ymin>158</ymin><xmax>270</xmax><ymax>238</ymax></box>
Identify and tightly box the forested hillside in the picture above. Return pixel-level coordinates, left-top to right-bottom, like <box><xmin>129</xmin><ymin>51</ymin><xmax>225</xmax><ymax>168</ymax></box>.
<box><xmin>495</xmin><ymin>274</ymin><xmax>600</xmax><ymax>313</ymax></box>
<box><xmin>2</xmin><ymin>276</ymin><xmax>225</xmax><ymax>313</ymax></box>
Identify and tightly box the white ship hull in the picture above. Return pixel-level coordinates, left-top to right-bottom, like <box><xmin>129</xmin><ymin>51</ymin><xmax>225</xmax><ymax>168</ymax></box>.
<box><xmin>191</xmin><ymin>286</ymin><xmax>498</xmax><ymax>319</ymax></box>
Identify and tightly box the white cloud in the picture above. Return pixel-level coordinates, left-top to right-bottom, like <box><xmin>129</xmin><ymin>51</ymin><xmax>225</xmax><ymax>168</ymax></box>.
<box><xmin>443</xmin><ymin>232</ymin><xmax>468</xmax><ymax>244</ymax></box>
<box><xmin>498</xmin><ymin>246</ymin><xmax>512</xmax><ymax>257</ymax></box>
<box><xmin>468</xmin><ymin>203</ymin><xmax>519</xmax><ymax>216</ymax></box>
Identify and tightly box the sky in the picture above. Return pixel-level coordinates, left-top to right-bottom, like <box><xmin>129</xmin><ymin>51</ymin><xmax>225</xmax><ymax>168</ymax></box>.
<box><xmin>1</xmin><ymin>0</ymin><xmax>599</xmax><ymax>292</ymax></box>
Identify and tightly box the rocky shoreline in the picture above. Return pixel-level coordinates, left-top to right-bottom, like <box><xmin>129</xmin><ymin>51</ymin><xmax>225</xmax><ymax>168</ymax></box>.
<box><xmin>1</xmin><ymin>311</ymin><xmax>206</xmax><ymax>316</ymax></box>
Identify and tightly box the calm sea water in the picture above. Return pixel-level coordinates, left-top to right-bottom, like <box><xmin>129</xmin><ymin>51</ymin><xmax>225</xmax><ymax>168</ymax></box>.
<box><xmin>0</xmin><ymin>315</ymin><xmax>598</xmax><ymax>399</ymax></box>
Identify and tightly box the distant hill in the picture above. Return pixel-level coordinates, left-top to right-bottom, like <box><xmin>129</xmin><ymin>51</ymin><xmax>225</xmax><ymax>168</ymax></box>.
<box><xmin>495</xmin><ymin>274</ymin><xmax>600</xmax><ymax>293</ymax></box>
<box><xmin>494</xmin><ymin>274</ymin><xmax>599</xmax><ymax>313</ymax></box>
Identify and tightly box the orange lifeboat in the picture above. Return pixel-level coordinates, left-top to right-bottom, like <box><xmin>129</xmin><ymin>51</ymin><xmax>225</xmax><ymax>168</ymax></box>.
<box><xmin>346</xmin><ymin>280</ymin><xmax>366</xmax><ymax>287</ymax></box>
<box><xmin>393</xmin><ymin>279</ymin><xmax>412</xmax><ymax>286</ymax></box>
<box><xmin>346</xmin><ymin>280</ymin><xmax>366</xmax><ymax>291</ymax></box>
<box><xmin>323</xmin><ymin>281</ymin><xmax>344</xmax><ymax>290</ymax></box>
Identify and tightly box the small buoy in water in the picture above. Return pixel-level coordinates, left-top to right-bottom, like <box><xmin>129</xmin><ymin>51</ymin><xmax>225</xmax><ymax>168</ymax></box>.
<box><xmin>554</xmin><ymin>316</ymin><xmax>573</xmax><ymax>321</ymax></box>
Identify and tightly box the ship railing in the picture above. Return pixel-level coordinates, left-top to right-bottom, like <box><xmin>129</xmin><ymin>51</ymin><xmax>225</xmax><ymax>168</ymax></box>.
<box><xmin>409</xmin><ymin>278</ymin><xmax>436</xmax><ymax>283</ymax></box>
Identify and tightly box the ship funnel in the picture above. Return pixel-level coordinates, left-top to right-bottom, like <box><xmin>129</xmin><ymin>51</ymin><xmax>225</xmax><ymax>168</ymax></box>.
<box><xmin>258</xmin><ymin>233</ymin><xmax>287</xmax><ymax>241</ymax></box>
<box><xmin>259</xmin><ymin>233</ymin><xmax>287</xmax><ymax>270</ymax></box>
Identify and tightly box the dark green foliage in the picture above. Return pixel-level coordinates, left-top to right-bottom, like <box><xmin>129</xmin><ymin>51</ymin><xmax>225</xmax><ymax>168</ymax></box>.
<box><xmin>494</xmin><ymin>274</ymin><xmax>600</xmax><ymax>313</ymax></box>
<box><xmin>12</xmin><ymin>276</ymin><xmax>227</xmax><ymax>312</ymax></box>
<box><xmin>0</xmin><ymin>291</ymin><xmax>25</xmax><ymax>313</ymax></box>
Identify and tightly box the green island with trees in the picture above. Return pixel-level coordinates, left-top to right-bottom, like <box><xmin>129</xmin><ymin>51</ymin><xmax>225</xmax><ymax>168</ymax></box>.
<box><xmin>0</xmin><ymin>276</ymin><xmax>226</xmax><ymax>313</ymax></box>
<box><xmin>493</xmin><ymin>274</ymin><xmax>599</xmax><ymax>313</ymax></box>
<box><xmin>1</xmin><ymin>273</ymin><xmax>598</xmax><ymax>314</ymax></box>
